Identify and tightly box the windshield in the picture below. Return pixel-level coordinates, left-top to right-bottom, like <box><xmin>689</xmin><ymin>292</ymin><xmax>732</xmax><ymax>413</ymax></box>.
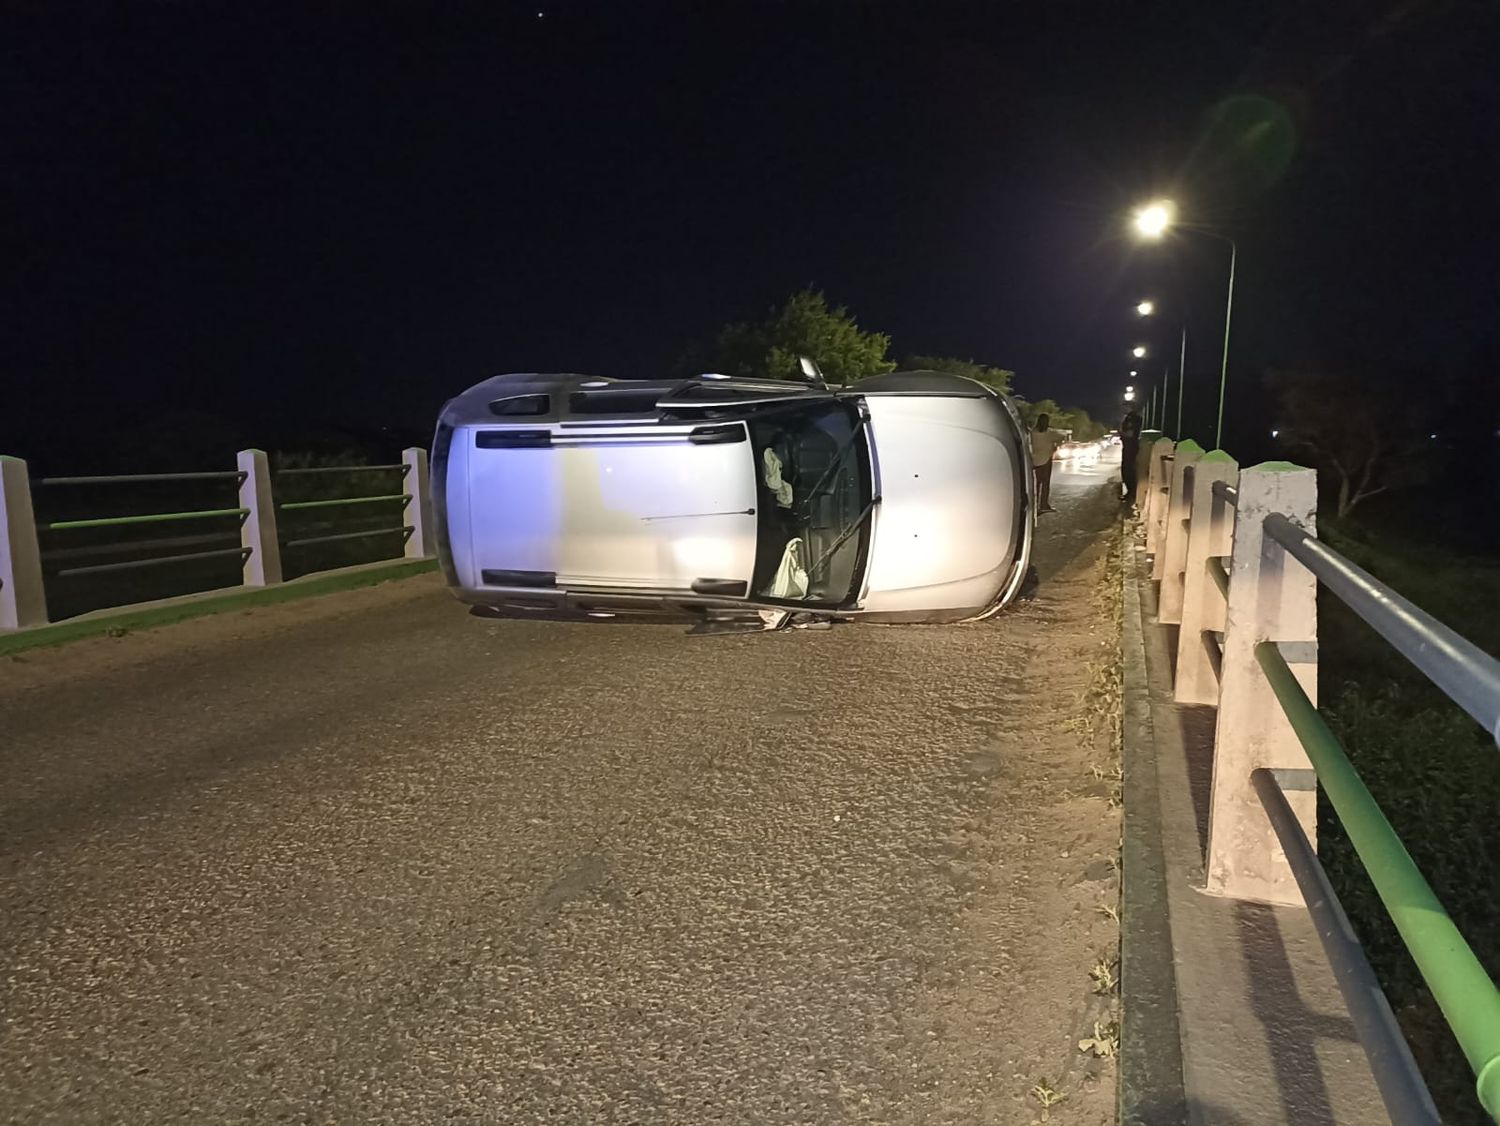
<box><xmin>747</xmin><ymin>400</ymin><xmax>874</xmax><ymax>606</ymax></box>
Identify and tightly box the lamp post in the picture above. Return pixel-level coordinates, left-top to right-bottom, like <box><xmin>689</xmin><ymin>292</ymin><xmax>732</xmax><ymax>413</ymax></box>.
<box><xmin>1137</xmin><ymin>298</ymin><xmax>1187</xmax><ymax>441</ymax></box>
<box><xmin>1132</xmin><ymin>200</ymin><xmax>1237</xmax><ymax>449</ymax></box>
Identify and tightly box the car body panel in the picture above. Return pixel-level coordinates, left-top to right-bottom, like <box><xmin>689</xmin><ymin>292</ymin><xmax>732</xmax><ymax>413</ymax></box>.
<box><xmin>461</xmin><ymin>428</ymin><xmax>757</xmax><ymax>591</ymax></box>
<box><xmin>854</xmin><ymin>396</ymin><xmax>1021</xmax><ymax>618</ymax></box>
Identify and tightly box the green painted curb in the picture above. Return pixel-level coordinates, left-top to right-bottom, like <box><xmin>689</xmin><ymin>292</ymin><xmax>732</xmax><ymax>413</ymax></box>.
<box><xmin>1199</xmin><ymin>450</ymin><xmax>1236</xmax><ymax>464</ymax></box>
<box><xmin>1174</xmin><ymin>438</ymin><xmax>1205</xmax><ymax>455</ymax></box>
<box><xmin>0</xmin><ymin>558</ymin><xmax>438</xmax><ymax>658</ymax></box>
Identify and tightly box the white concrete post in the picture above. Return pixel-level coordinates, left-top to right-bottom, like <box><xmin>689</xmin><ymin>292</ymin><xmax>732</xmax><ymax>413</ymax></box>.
<box><xmin>1157</xmin><ymin>439</ymin><xmax>1204</xmax><ymax>623</ymax></box>
<box><xmin>1145</xmin><ymin>438</ymin><xmax>1176</xmax><ymax>569</ymax></box>
<box><xmin>237</xmin><ymin>449</ymin><xmax>282</xmax><ymax>586</ymax></box>
<box><xmin>402</xmin><ymin>447</ymin><xmax>434</xmax><ymax>560</ymax></box>
<box><xmin>0</xmin><ymin>456</ymin><xmax>48</xmax><ymax>630</ymax></box>
<box><xmin>1133</xmin><ymin>429</ymin><xmax>1161</xmax><ymax>513</ymax></box>
<box><xmin>1205</xmin><ymin>462</ymin><xmax>1318</xmax><ymax>906</ymax></box>
<box><xmin>1175</xmin><ymin>452</ymin><xmax>1239</xmax><ymax>705</ymax></box>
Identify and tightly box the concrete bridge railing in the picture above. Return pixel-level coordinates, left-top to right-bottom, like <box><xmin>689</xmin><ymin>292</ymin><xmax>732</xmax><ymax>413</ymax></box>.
<box><xmin>0</xmin><ymin>447</ymin><xmax>433</xmax><ymax>631</ymax></box>
<box><xmin>1135</xmin><ymin>436</ymin><xmax>1500</xmax><ymax>1124</ymax></box>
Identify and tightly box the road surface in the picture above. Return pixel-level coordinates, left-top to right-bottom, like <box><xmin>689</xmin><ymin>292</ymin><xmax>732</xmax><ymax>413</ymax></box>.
<box><xmin>2</xmin><ymin>460</ymin><xmax>1124</xmax><ymax>1125</ymax></box>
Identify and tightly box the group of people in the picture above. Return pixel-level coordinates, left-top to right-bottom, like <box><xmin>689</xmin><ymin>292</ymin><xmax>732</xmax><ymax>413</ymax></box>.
<box><xmin>1027</xmin><ymin>404</ymin><xmax>1145</xmax><ymax>517</ymax></box>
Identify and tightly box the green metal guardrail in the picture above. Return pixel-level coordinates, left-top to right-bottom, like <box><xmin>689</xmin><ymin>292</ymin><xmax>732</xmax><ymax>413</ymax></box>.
<box><xmin>37</xmin><ymin>471</ymin><xmax>247</xmax><ymax>486</ymax></box>
<box><xmin>1256</xmin><ymin>640</ymin><xmax>1500</xmax><ymax>1118</ymax></box>
<box><xmin>47</xmin><ymin>507</ymin><xmax>250</xmax><ymax>531</ymax></box>
<box><xmin>275</xmin><ymin>464</ymin><xmax>406</xmax><ymax>476</ymax></box>
<box><xmin>278</xmin><ymin>494</ymin><xmax>410</xmax><ymax>511</ymax></box>
<box><xmin>1171</xmin><ymin>464</ymin><xmax>1498</xmax><ymax>1120</ymax></box>
<box><xmin>273</xmin><ymin>463</ymin><xmax>414</xmax><ymax>553</ymax></box>
<box><xmin>31</xmin><ymin>475</ymin><xmax>258</xmax><ymax>604</ymax></box>
<box><xmin>4</xmin><ymin>452</ymin><xmax>429</xmax><ymax>629</ymax></box>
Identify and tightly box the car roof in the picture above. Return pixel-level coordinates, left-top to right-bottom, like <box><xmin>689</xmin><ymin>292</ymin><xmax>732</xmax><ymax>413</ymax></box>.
<box><xmin>439</xmin><ymin>372</ymin><xmax>834</xmax><ymax>427</ymax></box>
<box><xmin>438</xmin><ymin>370</ymin><xmax>1013</xmax><ymax>430</ymax></box>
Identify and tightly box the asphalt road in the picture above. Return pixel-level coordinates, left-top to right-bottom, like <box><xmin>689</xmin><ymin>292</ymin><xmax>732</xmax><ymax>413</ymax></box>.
<box><xmin>1</xmin><ymin>462</ymin><xmax>1124</xmax><ymax>1125</ymax></box>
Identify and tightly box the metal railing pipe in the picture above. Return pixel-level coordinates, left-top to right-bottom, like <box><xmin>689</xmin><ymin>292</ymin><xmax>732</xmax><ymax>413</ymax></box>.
<box><xmin>56</xmin><ymin>546</ymin><xmax>253</xmax><ymax>577</ymax></box>
<box><xmin>282</xmin><ymin>526</ymin><xmax>414</xmax><ymax>549</ymax></box>
<box><xmin>47</xmin><ymin>507</ymin><xmax>250</xmax><ymax>531</ymax></box>
<box><xmin>1255</xmin><ymin>640</ymin><xmax>1500</xmax><ymax>1116</ymax></box>
<box><xmin>36</xmin><ymin>471</ymin><xmax>247</xmax><ymax>485</ymax></box>
<box><xmin>278</xmin><ymin>494</ymin><xmax>410</xmax><ymax>512</ymax></box>
<box><xmin>1211</xmin><ymin>480</ymin><xmax>1238</xmax><ymax>506</ymax></box>
<box><xmin>1264</xmin><ymin>513</ymin><xmax>1500</xmax><ymax>739</ymax></box>
<box><xmin>275</xmin><ymin>464</ymin><xmax>406</xmax><ymax>475</ymax></box>
<box><xmin>40</xmin><ymin>530</ymin><xmax>239</xmax><ymax>563</ymax></box>
<box><xmin>1251</xmin><ymin>768</ymin><xmax>1442</xmax><ymax>1125</ymax></box>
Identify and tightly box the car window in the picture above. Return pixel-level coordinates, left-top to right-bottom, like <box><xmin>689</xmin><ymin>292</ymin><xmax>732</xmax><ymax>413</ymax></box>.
<box><xmin>747</xmin><ymin>401</ymin><xmax>873</xmax><ymax>606</ymax></box>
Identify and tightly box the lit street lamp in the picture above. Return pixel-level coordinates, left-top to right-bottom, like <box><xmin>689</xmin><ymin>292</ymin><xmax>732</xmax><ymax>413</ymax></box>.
<box><xmin>1133</xmin><ymin>298</ymin><xmax>1186</xmax><ymax>439</ymax></box>
<box><xmin>1133</xmin><ymin>201</ymin><xmax>1174</xmax><ymax>239</ymax></box>
<box><xmin>1131</xmin><ymin>198</ymin><xmax>1237</xmax><ymax>449</ymax></box>
<box><xmin>1132</xmin><ymin>345</ymin><xmax>1147</xmax><ymax>359</ymax></box>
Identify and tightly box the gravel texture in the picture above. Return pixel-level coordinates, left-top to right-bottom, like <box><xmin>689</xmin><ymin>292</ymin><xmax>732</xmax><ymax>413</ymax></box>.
<box><xmin>1</xmin><ymin>467</ymin><xmax>1123</xmax><ymax>1125</ymax></box>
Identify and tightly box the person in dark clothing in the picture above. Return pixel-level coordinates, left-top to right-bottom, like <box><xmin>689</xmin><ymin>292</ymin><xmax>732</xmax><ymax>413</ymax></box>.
<box><xmin>1119</xmin><ymin>407</ymin><xmax>1143</xmax><ymax>505</ymax></box>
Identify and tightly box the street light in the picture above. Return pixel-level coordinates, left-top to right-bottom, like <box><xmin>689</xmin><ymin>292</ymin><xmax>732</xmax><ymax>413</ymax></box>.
<box><xmin>1132</xmin><ymin>345</ymin><xmax>1147</xmax><ymax>358</ymax></box>
<box><xmin>1133</xmin><ymin>300</ymin><xmax>1187</xmax><ymax>439</ymax></box>
<box><xmin>1131</xmin><ymin>197</ymin><xmax>1238</xmax><ymax>449</ymax></box>
<box><xmin>1133</xmin><ymin>201</ymin><xmax>1175</xmax><ymax>239</ymax></box>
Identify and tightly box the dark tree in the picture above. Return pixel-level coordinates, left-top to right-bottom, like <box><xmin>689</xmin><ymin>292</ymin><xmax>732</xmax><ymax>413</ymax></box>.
<box><xmin>710</xmin><ymin>290</ymin><xmax>895</xmax><ymax>384</ymax></box>
<box><xmin>1266</xmin><ymin>370</ymin><xmax>1440</xmax><ymax>518</ymax></box>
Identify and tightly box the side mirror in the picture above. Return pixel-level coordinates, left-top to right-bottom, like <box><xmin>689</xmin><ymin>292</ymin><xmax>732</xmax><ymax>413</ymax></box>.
<box><xmin>798</xmin><ymin>356</ymin><xmax>828</xmax><ymax>387</ymax></box>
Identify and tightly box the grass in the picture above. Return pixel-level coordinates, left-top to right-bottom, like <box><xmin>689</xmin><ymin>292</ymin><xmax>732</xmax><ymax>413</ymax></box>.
<box><xmin>1317</xmin><ymin>519</ymin><xmax>1500</xmax><ymax>1125</ymax></box>
<box><xmin>1088</xmin><ymin>957</ymin><xmax>1118</xmax><ymax>996</ymax></box>
<box><xmin>1078</xmin><ymin>1020</ymin><xmax>1120</xmax><ymax>1060</ymax></box>
<box><xmin>0</xmin><ymin>557</ymin><xmax>437</xmax><ymax>657</ymax></box>
<box><xmin>1029</xmin><ymin>1079</ymin><xmax>1067</xmax><ymax>1117</ymax></box>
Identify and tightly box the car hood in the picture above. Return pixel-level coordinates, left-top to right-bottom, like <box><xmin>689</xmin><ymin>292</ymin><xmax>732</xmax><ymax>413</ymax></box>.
<box><xmin>457</xmin><ymin>429</ymin><xmax>758</xmax><ymax>591</ymax></box>
<box><xmin>859</xmin><ymin>397</ymin><xmax>1021</xmax><ymax>612</ymax></box>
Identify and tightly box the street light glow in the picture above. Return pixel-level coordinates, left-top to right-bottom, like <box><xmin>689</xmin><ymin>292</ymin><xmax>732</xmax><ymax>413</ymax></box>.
<box><xmin>1126</xmin><ymin>385</ymin><xmax>1134</xmax><ymax>392</ymax></box>
<box><xmin>1133</xmin><ymin>200</ymin><xmax>1175</xmax><ymax>239</ymax></box>
<box><xmin>1136</xmin><ymin>300</ymin><xmax>1155</xmax><ymax>316</ymax></box>
<box><xmin>1132</xmin><ymin>346</ymin><xmax>1147</xmax><ymax>358</ymax></box>
<box><xmin>1124</xmin><ymin>390</ymin><xmax>1136</xmax><ymax>401</ymax></box>
<box><xmin>1131</xmin><ymin>196</ymin><xmax>1237</xmax><ymax>448</ymax></box>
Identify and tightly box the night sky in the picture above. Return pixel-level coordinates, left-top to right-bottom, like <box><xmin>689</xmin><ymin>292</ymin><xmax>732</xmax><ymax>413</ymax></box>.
<box><xmin>6</xmin><ymin>1</ymin><xmax>1498</xmax><ymax>470</ymax></box>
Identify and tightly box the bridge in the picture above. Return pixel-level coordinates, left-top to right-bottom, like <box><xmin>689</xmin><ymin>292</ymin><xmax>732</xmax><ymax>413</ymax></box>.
<box><xmin>2</xmin><ymin>442</ymin><xmax>1497</xmax><ymax>1123</ymax></box>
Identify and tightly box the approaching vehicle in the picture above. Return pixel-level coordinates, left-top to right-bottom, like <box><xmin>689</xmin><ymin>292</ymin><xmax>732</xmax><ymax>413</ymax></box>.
<box><xmin>432</xmin><ymin>370</ymin><xmax>1035</xmax><ymax>630</ymax></box>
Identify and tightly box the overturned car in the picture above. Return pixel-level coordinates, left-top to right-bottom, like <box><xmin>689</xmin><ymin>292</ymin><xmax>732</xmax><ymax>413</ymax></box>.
<box><xmin>431</xmin><ymin>370</ymin><xmax>1035</xmax><ymax>631</ymax></box>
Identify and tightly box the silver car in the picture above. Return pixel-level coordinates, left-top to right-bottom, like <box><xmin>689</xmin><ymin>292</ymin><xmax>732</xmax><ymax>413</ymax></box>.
<box><xmin>432</xmin><ymin>371</ymin><xmax>1035</xmax><ymax>630</ymax></box>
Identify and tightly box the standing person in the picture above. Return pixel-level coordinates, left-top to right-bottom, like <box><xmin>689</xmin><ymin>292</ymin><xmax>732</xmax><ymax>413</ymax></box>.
<box><xmin>1030</xmin><ymin>413</ymin><xmax>1064</xmax><ymax>514</ymax></box>
<box><xmin>1119</xmin><ymin>406</ymin><xmax>1144</xmax><ymax>506</ymax></box>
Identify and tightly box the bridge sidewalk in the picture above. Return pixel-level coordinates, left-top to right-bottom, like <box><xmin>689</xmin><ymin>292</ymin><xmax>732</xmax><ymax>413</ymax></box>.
<box><xmin>1120</xmin><ymin>526</ymin><xmax>1386</xmax><ymax>1125</ymax></box>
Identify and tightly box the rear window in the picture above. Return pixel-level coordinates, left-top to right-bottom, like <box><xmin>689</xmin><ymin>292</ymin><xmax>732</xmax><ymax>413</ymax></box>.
<box><xmin>489</xmin><ymin>394</ymin><xmax>550</xmax><ymax>417</ymax></box>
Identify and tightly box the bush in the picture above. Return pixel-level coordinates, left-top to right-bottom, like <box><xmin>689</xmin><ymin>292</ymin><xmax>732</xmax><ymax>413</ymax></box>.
<box><xmin>1318</xmin><ymin>530</ymin><xmax>1500</xmax><ymax>1123</ymax></box>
